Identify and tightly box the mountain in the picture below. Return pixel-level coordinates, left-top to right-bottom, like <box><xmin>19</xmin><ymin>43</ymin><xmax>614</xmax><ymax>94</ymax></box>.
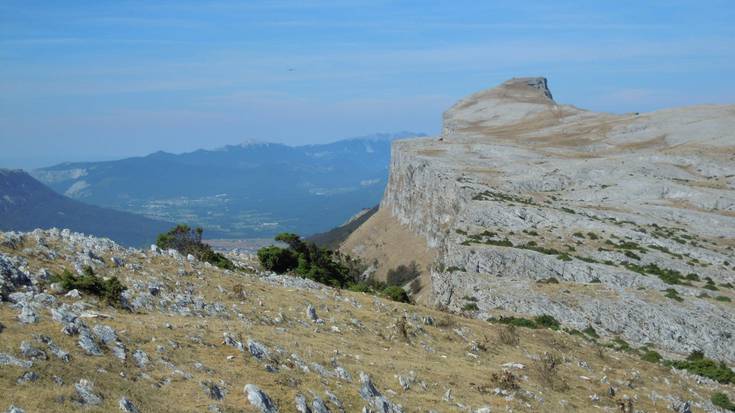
<box><xmin>343</xmin><ymin>78</ymin><xmax>735</xmax><ymax>363</ymax></box>
<box><xmin>1</xmin><ymin>228</ymin><xmax>730</xmax><ymax>412</ymax></box>
<box><xmin>32</xmin><ymin>132</ymin><xmax>424</xmax><ymax>239</ymax></box>
<box><xmin>307</xmin><ymin>205</ymin><xmax>378</xmax><ymax>249</ymax></box>
<box><xmin>0</xmin><ymin>169</ymin><xmax>171</xmax><ymax>247</ymax></box>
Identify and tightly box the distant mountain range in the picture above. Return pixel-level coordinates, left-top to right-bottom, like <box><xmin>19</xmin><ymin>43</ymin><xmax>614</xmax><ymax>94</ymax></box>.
<box><xmin>0</xmin><ymin>169</ymin><xmax>171</xmax><ymax>247</ymax></box>
<box><xmin>32</xmin><ymin>132</ymin><xmax>424</xmax><ymax>239</ymax></box>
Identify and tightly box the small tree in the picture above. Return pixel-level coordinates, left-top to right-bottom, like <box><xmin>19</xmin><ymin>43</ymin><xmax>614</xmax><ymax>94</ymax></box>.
<box><xmin>156</xmin><ymin>225</ymin><xmax>234</xmax><ymax>270</ymax></box>
<box><xmin>386</xmin><ymin>261</ymin><xmax>421</xmax><ymax>286</ymax></box>
<box><xmin>257</xmin><ymin>246</ymin><xmax>297</xmax><ymax>273</ymax></box>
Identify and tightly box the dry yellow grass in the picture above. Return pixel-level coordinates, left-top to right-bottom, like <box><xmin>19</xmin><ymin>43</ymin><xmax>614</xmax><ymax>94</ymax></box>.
<box><xmin>1</xmin><ymin>238</ymin><xmax>733</xmax><ymax>412</ymax></box>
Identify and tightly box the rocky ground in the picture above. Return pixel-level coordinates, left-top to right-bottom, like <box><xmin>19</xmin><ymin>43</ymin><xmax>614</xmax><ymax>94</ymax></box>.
<box><xmin>345</xmin><ymin>77</ymin><xmax>735</xmax><ymax>366</ymax></box>
<box><xmin>2</xmin><ymin>228</ymin><xmax>734</xmax><ymax>412</ymax></box>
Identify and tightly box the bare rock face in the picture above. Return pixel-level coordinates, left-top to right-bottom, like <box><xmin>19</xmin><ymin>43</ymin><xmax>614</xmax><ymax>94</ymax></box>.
<box><xmin>360</xmin><ymin>77</ymin><xmax>735</xmax><ymax>362</ymax></box>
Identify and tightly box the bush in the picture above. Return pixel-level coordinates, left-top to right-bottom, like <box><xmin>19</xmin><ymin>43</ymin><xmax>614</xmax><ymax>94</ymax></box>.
<box><xmin>53</xmin><ymin>268</ymin><xmax>126</xmax><ymax>306</ymax></box>
<box><xmin>257</xmin><ymin>246</ymin><xmax>297</xmax><ymax>273</ymax></box>
<box><xmin>156</xmin><ymin>225</ymin><xmax>234</xmax><ymax>270</ymax></box>
<box><xmin>490</xmin><ymin>370</ymin><xmax>519</xmax><ymax>390</ymax></box>
<box><xmin>664</xmin><ymin>288</ymin><xmax>683</xmax><ymax>302</ymax></box>
<box><xmin>386</xmin><ymin>261</ymin><xmax>421</xmax><ymax>286</ymax></box>
<box><xmin>711</xmin><ymin>392</ymin><xmax>735</xmax><ymax>411</ymax></box>
<box><xmin>669</xmin><ymin>351</ymin><xmax>735</xmax><ymax>384</ymax></box>
<box><xmin>534</xmin><ymin>314</ymin><xmax>560</xmax><ymax>330</ymax></box>
<box><xmin>582</xmin><ymin>325</ymin><xmax>599</xmax><ymax>339</ymax></box>
<box><xmin>382</xmin><ymin>286</ymin><xmax>410</xmax><ymax>303</ymax></box>
<box><xmin>462</xmin><ymin>302</ymin><xmax>479</xmax><ymax>312</ymax></box>
<box><xmin>641</xmin><ymin>350</ymin><xmax>662</xmax><ymax>363</ymax></box>
<box><xmin>489</xmin><ymin>316</ymin><xmax>537</xmax><ymax>329</ymax></box>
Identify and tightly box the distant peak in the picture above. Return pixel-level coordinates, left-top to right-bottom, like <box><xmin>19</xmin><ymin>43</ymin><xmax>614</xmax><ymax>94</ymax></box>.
<box><xmin>500</xmin><ymin>77</ymin><xmax>553</xmax><ymax>101</ymax></box>
<box><xmin>237</xmin><ymin>138</ymin><xmax>270</xmax><ymax>147</ymax></box>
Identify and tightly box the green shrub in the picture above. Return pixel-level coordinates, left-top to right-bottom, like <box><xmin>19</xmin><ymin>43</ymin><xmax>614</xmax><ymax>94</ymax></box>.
<box><xmin>711</xmin><ymin>392</ymin><xmax>735</xmax><ymax>411</ymax></box>
<box><xmin>156</xmin><ymin>225</ymin><xmax>234</xmax><ymax>270</ymax></box>
<box><xmin>382</xmin><ymin>286</ymin><xmax>410</xmax><ymax>303</ymax></box>
<box><xmin>258</xmin><ymin>233</ymin><xmax>355</xmax><ymax>288</ymax></box>
<box><xmin>669</xmin><ymin>351</ymin><xmax>735</xmax><ymax>384</ymax></box>
<box><xmin>386</xmin><ymin>261</ymin><xmax>421</xmax><ymax>286</ymax></box>
<box><xmin>346</xmin><ymin>282</ymin><xmax>372</xmax><ymax>293</ymax></box>
<box><xmin>685</xmin><ymin>273</ymin><xmax>700</xmax><ymax>281</ymax></box>
<box><xmin>52</xmin><ymin>268</ymin><xmax>126</xmax><ymax>306</ymax></box>
<box><xmin>716</xmin><ymin>295</ymin><xmax>732</xmax><ymax>302</ymax></box>
<box><xmin>534</xmin><ymin>314</ymin><xmax>560</xmax><ymax>330</ymax></box>
<box><xmin>641</xmin><ymin>350</ymin><xmax>662</xmax><ymax>363</ymax></box>
<box><xmin>462</xmin><ymin>302</ymin><xmax>479</xmax><ymax>312</ymax></box>
<box><xmin>611</xmin><ymin>337</ymin><xmax>632</xmax><ymax>352</ymax></box>
<box><xmin>257</xmin><ymin>246</ymin><xmax>297</xmax><ymax>273</ymax></box>
<box><xmin>582</xmin><ymin>325</ymin><xmax>599</xmax><ymax>339</ymax></box>
<box><xmin>489</xmin><ymin>316</ymin><xmax>537</xmax><ymax>329</ymax></box>
<box><xmin>488</xmin><ymin>314</ymin><xmax>560</xmax><ymax>330</ymax></box>
<box><xmin>664</xmin><ymin>288</ymin><xmax>683</xmax><ymax>302</ymax></box>
<box><xmin>624</xmin><ymin>251</ymin><xmax>641</xmax><ymax>260</ymax></box>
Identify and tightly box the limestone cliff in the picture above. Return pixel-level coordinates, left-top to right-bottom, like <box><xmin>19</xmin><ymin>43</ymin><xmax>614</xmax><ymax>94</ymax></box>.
<box><xmin>345</xmin><ymin>77</ymin><xmax>735</xmax><ymax>363</ymax></box>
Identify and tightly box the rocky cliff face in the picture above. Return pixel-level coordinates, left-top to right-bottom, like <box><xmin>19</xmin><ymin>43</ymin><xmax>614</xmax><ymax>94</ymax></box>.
<box><xmin>373</xmin><ymin>77</ymin><xmax>735</xmax><ymax>362</ymax></box>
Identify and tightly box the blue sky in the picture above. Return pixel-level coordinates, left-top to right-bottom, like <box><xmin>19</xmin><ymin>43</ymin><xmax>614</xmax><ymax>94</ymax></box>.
<box><xmin>1</xmin><ymin>1</ymin><xmax>733</xmax><ymax>168</ymax></box>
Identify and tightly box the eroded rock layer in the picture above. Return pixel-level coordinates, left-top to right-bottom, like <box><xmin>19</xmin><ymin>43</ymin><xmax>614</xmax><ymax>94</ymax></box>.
<box><xmin>359</xmin><ymin>77</ymin><xmax>735</xmax><ymax>362</ymax></box>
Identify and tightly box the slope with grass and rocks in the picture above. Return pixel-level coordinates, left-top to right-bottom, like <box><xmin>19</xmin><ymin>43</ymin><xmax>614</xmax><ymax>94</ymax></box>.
<box><xmin>342</xmin><ymin>77</ymin><xmax>735</xmax><ymax>366</ymax></box>
<box><xmin>2</xmin><ymin>228</ymin><xmax>734</xmax><ymax>412</ymax></box>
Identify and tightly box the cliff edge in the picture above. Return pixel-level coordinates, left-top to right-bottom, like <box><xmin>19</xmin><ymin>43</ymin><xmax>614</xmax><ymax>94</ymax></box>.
<box><xmin>344</xmin><ymin>77</ymin><xmax>735</xmax><ymax>363</ymax></box>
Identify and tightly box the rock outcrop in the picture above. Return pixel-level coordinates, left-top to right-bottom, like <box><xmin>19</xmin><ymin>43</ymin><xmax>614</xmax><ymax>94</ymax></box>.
<box><xmin>347</xmin><ymin>77</ymin><xmax>735</xmax><ymax>363</ymax></box>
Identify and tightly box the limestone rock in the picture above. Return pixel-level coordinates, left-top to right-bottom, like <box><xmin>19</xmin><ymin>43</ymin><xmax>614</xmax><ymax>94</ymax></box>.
<box><xmin>74</xmin><ymin>379</ymin><xmax>102</xmax><ymax>405</ymax></box>
<box><xmin>244</xmin><ymin>384</ymin><xmax>278</xmax><ymax>413</ymax></box>
<box><xmin>346</xmin><ymin>77</ymin><xmax>735</xmax><ymax>363</ymax></box>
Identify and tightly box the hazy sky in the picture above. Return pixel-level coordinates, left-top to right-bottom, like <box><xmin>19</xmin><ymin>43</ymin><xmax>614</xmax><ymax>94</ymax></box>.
<box><xmin>1</xmin><ymin>1</ymin><xmax>734</xmax><ymax>168</ymax></box>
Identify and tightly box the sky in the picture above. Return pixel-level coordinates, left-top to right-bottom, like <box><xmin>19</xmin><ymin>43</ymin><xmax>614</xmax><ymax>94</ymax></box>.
<box><xmin>1</xmin><ymin>1</ymin><xmax>734</xmax><ymax>168</ymax></box>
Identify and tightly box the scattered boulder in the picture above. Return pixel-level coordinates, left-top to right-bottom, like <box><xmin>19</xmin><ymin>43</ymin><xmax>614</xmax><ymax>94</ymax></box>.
<box><xmin>16</xmin><ymin>371</ymin><xmax>39</xmax><ymax>384</ymax></box>
<box><xmin>36</xmin><ymin>335</ymin><xmax>70</xmax><ymax>362</ymax></box>
<box><xmin>312</xmin><ymin>397</ymin><xmax>331</xmax><ymax>413</ymax></box>
<box><xmin>78</xmin><ymin>328</ymin><xmax>103</xmax><ymax>356</ymax></box>
<box><xmin>0</xmin><ymin>352</ymin><xmax>32</xmax><ymax>368</ymax></box>
<box><xmin>295</xmin><ymin>394</ymin><xmax>312</xmax><ymax>413</ymax></box>
<box><xmin>132</xmin><ymin>349</ymin><xmax>149</xmax><ymax>368</ymax></box>
<box><xmin>307</xmin><ymin>304</ymin><xmax>321</xmax><ymax>322</ymax></box>
<box><xmin>17</xmin><ymin>304</ymin><xmax>37</xmax><ymax>324</ymax></box>
<box><xmin>111</xmin><ymin>256</ymin><xmax>125</xmax><ymax>267</ymax></box>
<box><xmin>118</xmin><ymin>397</ymin><xmax>140</xmax><ymax>413</ymax></box>
<box><xmin>244</xmin><ymin>384</ymin><xmax>278</xmax><ymax>413</ymax></box>
<box><xmin>671</xmin><ymin>399</ymin><xmax>692</xmax><ymax>413</ymax></box>
<box><xmin>65</xmin><ymin>289</ymin><xmax>81</xmax><ymax>299</ymax></box>
<box><xmin>6</xmin><ymin>406</ymin><xmax>25</xmax><ymax>413</ymax></box>
<box><xmin>202</xmin><ymin>381</ymin><xmax>225</xmax><ymax>400</ymax></box>
<box><xmin>74</xmin><ymin>379</ymin><xmax>103</xmax><ymax>405</ymax></box>
<box><xmin>359</xmin><ymin>372</ymin><xmax>403</xmax><ymax>413</ymax></box>
<box><xmin>247</xmin><ymin>339</ymin><xmax>270</xmax><ymax>361</ymax></box>
<box><xmin>223</xmin><ymin>332</ymin><xmax>244</xmax><ymax>352</ymax></box>
<box><xmin>19</xmin><ymin>341</ymin><xmax>46</xmax><ymax>360</ymax></box>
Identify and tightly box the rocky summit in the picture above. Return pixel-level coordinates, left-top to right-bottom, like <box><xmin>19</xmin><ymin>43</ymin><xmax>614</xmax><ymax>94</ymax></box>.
<box><xmin>345</xmin><ymin>78</ymin><xmax>735</xmax><ymax>362</ymax></box>
<box><xmin>0</xmin><ymin>228</ymin><xmax>733</xmax><ymax>412</ymax></box>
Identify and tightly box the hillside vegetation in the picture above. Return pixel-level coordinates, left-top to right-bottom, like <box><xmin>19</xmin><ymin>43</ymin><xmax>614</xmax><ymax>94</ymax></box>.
<box><xmin>1</xmin><ymin>229</ymin><xmax>733</xmax><ymax>412</ymax></box>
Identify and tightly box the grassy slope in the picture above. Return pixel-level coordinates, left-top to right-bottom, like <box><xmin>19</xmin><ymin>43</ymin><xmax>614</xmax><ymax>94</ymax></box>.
<box><xmin>0</xmin><ymin>237</ymin><xmax>733</xmax><ymax>412</ymax></box>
